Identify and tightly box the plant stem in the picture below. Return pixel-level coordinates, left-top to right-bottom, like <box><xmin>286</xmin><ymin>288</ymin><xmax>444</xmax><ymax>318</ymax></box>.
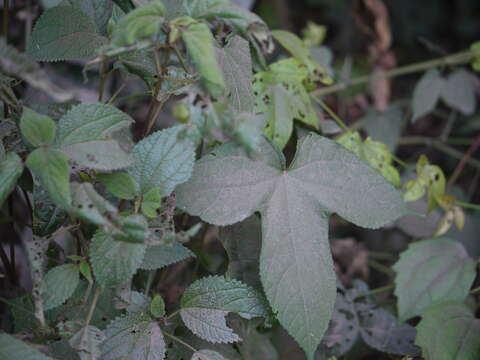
<box><xmin>313</xmin><ymin>50</ymin><xmax>474</xmax><ymax>97</ymax></box>
<box><xmin>447</xmin><ymin>134</ymin><xmax>480</xmax><ymax>188</ymax></box>
<box><xmin>368</xmin><ymin>258</ymin><xmax>395</xmax><ymax>277</ymax></box>
<box><xmin>164</xmin><ymin>331</ymin><xmax>197</xmax><ymax>353</ymax></box>
<box><xmin>471</xmin><ymin>286</ymin><xmax>480</xmax><ymax>295</ymax></box>
<box><xmin>98</xmin><ymin>62</ymin><xmax>107</xmax><ymax>102</ymax></box>
<box><xmin>85</xmin><ymin>286</ymin><xmax>102</xmax><ymax>327</ymax></box>
<box><xmin>2</xmin><ymin>0</ymin><xmax>9</xmax><ymax>40</ymax></box>
<box><xmin>166</xmin><ymin>309</ymin><xmax>180</xmax><ymax>320</ymax></box>
<box><xmin>312</xmin><ymin>95</ymin><xmax>350</xmax><ymax>132</ymax></box>
<box><xmin>144</xmin><ymin>270</ymin><xmax>156</xmax><ymax>295</ymax></box>
<box><xmin>456</xmin><ymin>201</ymin><xmax>480</xmax><ymax>211</ymax></box>
<box><xmin>354</xmin><ymin>284</ymin><xmax>395</xmax><ymax>300</ymax></box>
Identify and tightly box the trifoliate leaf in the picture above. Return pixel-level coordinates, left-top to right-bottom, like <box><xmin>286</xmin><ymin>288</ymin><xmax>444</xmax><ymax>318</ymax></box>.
<box><xmin>27</xmin><ymin>6</ymin><xmax>107</xmax><ymax>61</ymax></box>
<box><xmin>219</xmin><ymin>215</ymin><xmax>262</xmax><ymax>288</ymax></box>
<box><xmin>216</xmin><ymin>35</ymin><xmax>254</xmax><ymax>112</ymax></box>
<box><xmin>0</xmin><ymin>152</ymin><xmax>23</xmax><ymax>207</ymax></box>
<box><xmin>90</xmin><ymin>230</ymin><xmax>146</xmax><ymax>287</ymax></box>
<box><xmin>56</xmin><ymin>103</ymin><xmax>134</xmax><ymax>171</ymax></box>
<box><xmin>111</xmin><ymin>0</ymin><xmax>165</xmax><ymax>46</ymax></box>
<box><xmin>140</xmin><ymin>242</ymin><xmax>195</xmax><ymax>270</ymax></box>
<box><xmin>176</xmin><ymin>133</ymin><xmax>407</xmax><ymax>359</ymax></box>
<box><xmin>180</xmin><ymin>276</ymin><xmax>269</xmax><ymax>344</ymax></box>
<box><xmin>0</xmin><ymin>333</ymin><xmax>55</xmax><ymax>360</ymax></box>
<box><xmin>102</xmin><ymin>312</ymin><xmax>166</xmax><ymax>360</ymax></box>
<box><xmin>441</xmin><ymin>69</ymin><xmax>477</xmax><ymax>116</ymax></box>
<box><xmin>129</xmin><ymin>126</ymin><xmax>195</xmax><ymax>196</ymax></box>
<box><xmin>141</xmin><ymin>187</ymin><xmax>162</xmax><ymax>218</ymax></box>
<box><xmin>393</xmin><ymin>238</ymin><xmax>477</xmax><ymax>321</ymax></box>
<box><xmin>26</xmin><ymin>148</ymin><xmax>71</xmax><ymax>208</ymax></box>
<box><xmin>415</xmin><ymin>302</ymin><xmax>480</xmax><ymax>360</ymax></box>
<box><xmin>192</xmin><ymin>350</ymin><xmax>226</xmax><ymax>360</ymax></box>
<box><xmin>69</xmin><ymin>325</ymin><xmax>106</xmax><ymax>360</ymax></box>
<box><xmin>97</xmin><ymin>172</ymin><xmax>137</xmax><ymax>200</ymax></box>
<box><xmin>20</xmin><ymin>107</ymin><xmax>56</xmax><ymax>147</ymax></box>
<box><xmin>412</xmin><ymin>69</ymin><xmax>444</xmax><ymax>122</ymax></box>
<box><xmin>182</xmin><ymin>21</ymin><xmax>225</xmax><ymax>98</ymax></box>
<box><xmin>44</xmin><ymin>264</ymin><xmax>80</xmax><ymax>310</ymax></box>
<box><xmin>150</xmin><ymin>295</ymin><xmax>166</xmax><ymax>318</ymax></box>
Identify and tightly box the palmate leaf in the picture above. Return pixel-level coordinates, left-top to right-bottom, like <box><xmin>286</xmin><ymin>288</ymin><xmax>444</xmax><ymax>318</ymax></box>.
<box><xmin>0</xmin><ymin>333</ymin><xmax>54</xmax><ymax>360</ymax></box>
<box><xmin>27</xmin><ymin>6</ymin><xmax>107</xmax><ymax>61</ymax></box>
<box><xmin>176</xmin><ymin>133</ymin><xmax>407</xmax><ymax>359</ymax></box>
<box><xmin>56</xmin><ymin>103</ymin><xmax>134</xmax><ymax>171</ymax></box>
<box><xmin>180</xmin><ymin>276</ymin><xmax>269</xmax><ymax>344</ymax></box>
<box><xmin>0</xmin><ymin>152</ymin><xmax>23</xmax><ymax>207</ymax></box>
<box><xmin>415</xmin><ymin>302</ymin><xmax>480</xmax><ymax>360</ymax></box>
<box><xmin>129</xmin><ymin>126</ymin><xmax>195</xmax><ymax>196</ymax></box>
<box><xmin>102</xmin><ymin>312</ymin><xmax>166</xmax><ymax>360</ymax></box>
<box><xmin>393</xmin><ymin>237</ymin><xmax>476</xmax><ymax>321</ymax></box>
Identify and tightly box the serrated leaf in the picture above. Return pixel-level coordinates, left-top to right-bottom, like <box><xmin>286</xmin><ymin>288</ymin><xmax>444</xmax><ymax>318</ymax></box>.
<box><xmin>412</xmin><ymin>69</ymin><xmax>445</xmax><ymax>121</ymax></box>
<box><xmin>216</xmin><ymin>35</ymin><xmax>254</xmax><ymax>112</ymax></box>
<box><xmin>90</xmin><ymin>230</ymin><xmax>146</xmax><ymax>287</ymax></box>
<box><xmin>97</xmin><ymin>172</ymin><xmax>137</xmax><ymax>200</ymax></box>
<box><xmin>111</xmin><ymin>0</ymin><xmax>165</xmax><ymax>46</ymax></box>
<box><xmin>66</xmin><ymin>0</ymin><xmax>113</xmax><ymax>35</ymax></box>
<box><xmin>0</xmin><ymin>333</ymin><xmax>55</xmax><ymax>360</ymax></box>
<box><xmin>26</xmin><ymin>148</ymin><xmax>71</xmax><ymax>208</ymax></box>
<box><xmin>20</xmin><ymin>107</ymin><xmax>56</xmax><ymax>147</ymax></box>
<box><xmin>140</xmin><ymin>242</ymin><xmax>195</xmax><ymax>270</ymax></box>
<box><xmin>0</xmin><ymin>152</ymin><xmax>23</xmax><ymax>207</ymax></box>
<box><xmin>27</xmin><ymin>6</ymin><xmax>107</xmax><ymax>61</ymax></box>
<box><xmin>69</xmin><ymin>325</ymin><xmax>106</xmax><ymax>360</ymax></box>
<box><xmin>129</xmin><ymin>126</ymin><xmax>195</xmax><ymax>196</ymax></box>
<box><xmin>33</xmin><ymin>180</ymin><xmax>67</xmax><ymax>236</ymax></box>
<box><xmin>150</xmin><ymin>295</ymin><xmax>166</xmax><ymax>318</ymax></box>
<box><xmin>415</xmin><ymin>302</ymin><xmax>480</xmax><ymax>360</ymax></box>
<box><xmin>56</xmin><ymin>103</ymin><xmax>134</xmax><ymax>171</ymax></box>
<box><xmin>71</xmin><ymin>182</ymin><xmax>118</xmax><ymax>227</ymax></box>
<box><xmin>393</xmin><ymin>238</ymin><xmax>476</xmax><ymax>321</ymax></box>
<box><xmin>44</xmin><ymin>264</ymin><xmax>80</xmax><ymax>310</ymax></box>
<box><xmin>182</xmin><ymin>21</ymin><xmax>225</xmax><ymax>98</ymax></box>
<box><xmin>219</xmin><ymin>215</ymin><xmax>262</xmax><ymax>288</ymax></box>
<box><xmin>141</xmin><ymin>187</ymin><xmax>162</xmax><ymax>218</ymax></box>
<box><xmin>176</xmin><ymin>133</ymin><xmax>407</xmax><ymax>359</ymax></box>
<box><xmin>441</xmin><ymin>69</ymin><xmax>477</xmax><ymax>115</ymax></box>
<box><xmin>102</xmin><ymin>312</ymin><xmax>166</xmax><ymax>360</ymax></box>
<box><xmin>192</xmin><ymin>350</ymin><xmax>226</xmax><ymax>360</ymax></box>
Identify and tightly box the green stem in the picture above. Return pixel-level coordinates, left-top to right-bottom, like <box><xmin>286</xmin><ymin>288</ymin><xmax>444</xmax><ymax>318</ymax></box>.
<box><xmin>368</xmin><ymin>258</ymin><xmax>395</xmax><ymax>277</ymax></box>
<box><xmin>166</xmin><ymin>309</ymin><xmax>180</xmax><ymax>320</ymax></box>
<box><xmin>144</xmin><ymin>270</ymin><xmax>156</xmax><ymax>296</ymax></box>
<box><xmin>311</xmin><ymin>95</ymin><xmax>350</xmax><ymax>132</ymax></box>
<box><xmin>85</xmin><ymin>287</ymin><xmax>102</xmax><ymax>326</ymax></box>
<box><xmin>313</xmin><ymin>50</ymin><xmax>474</xmax><ymax>97</ymax></box>
<box><xmin>354</xmin><ymin>284</ymin><xmax>395</xmax><ymax>300</ymax></box>
<box><xmin>456</xmin><ymin>201</ymin><xmax>480</xmax><ymax>211</ymax></box>
<box><xmin>164</xmin><ymin>332</ymin><xmax>197</xmax><ymax>353</ymax></box>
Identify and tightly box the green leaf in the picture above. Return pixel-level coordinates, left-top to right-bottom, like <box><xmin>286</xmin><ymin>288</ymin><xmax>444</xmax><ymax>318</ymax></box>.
<box><xmin>102</xmin><ymin>312</ymin><xmax>166</xmax><ymax>360</ymax></box>
<box><xmin>272</xmin><ymin>30</ymin><xmax>310</xmax><ymax>65</ymax></box>
<box><xmin>216</xmin><ymin>35</ymin><xmax>255</xmax><ymax>112</ymax></box>
<box><xmin>90</xmin><ymin>230</ymin><xmax>146</xmax><ymax>286</ymax></box>
<box><xmin>140</xmin><ymin>242</ymin><xmax>195</xmax><ymax>270</ymax></box>
<box><xmin>33</xmin><ymin>180</ymin><xmax>67</xmax><ymax>236</ymax></box>
<box><xmin>182</xmin><ymin>21</ymin><xmax>225</xmax><ymax>98</ymax></box>
<box><xmin>415</xmin><ymin>302</ymin><xmax>480</xmax><ymax>360</ymax></box>
<box><xmin>66</xmin><ymin>0</ymin><xmax>113</xmax><ymax>35</ymax></box>
<box><xmin>27</xmin><ymin>6</ymin><xmax>107</xmax><ymax>61</ymax></box>
<box><xmin>69</xmin><ymin>325</ymin><xmax>106</xmax><ymax>360</ymax></box>
<box><xmin>393</xmin><ymin>237</ymin><xmax>476</xmax><ymax>321</ymax></box>
<box><xmin>192</xmin><ymin>350</ymin><xmax>226</xmax><ymax>360</ymax></box>
<box><xmin>97</xmin><ymin>172</ymin><xmax>137</xmax><ymax>200</ymax></box>
<box><xmin>129</xmin><ymin>126</ymin><xmax>195</xmax><ymax>196</ymax></box>
<box><xmin>441</xmin><ymin>69</ymin><xmax>477</xmax><ymax>116</ymax></box>
<box><xmin>363</xmin><ymin>106</ymin><xmax>406</xmax><ymax>152</ymax></box>
<box><xmin>176</xmin><ymin>133</ymin><xmax>407</xmax><ymax>359</ymax></box>
<box><xmin>141</xmin><ymin>187</ymin><xmax>162</xmax><ymax>218</ymax></box>
<box><xmin>412</xmin><ymin>69</ymin><xmax>444</xmax><ymax>121</ymax></box>
<box><xmin>0</xmin><ymin>152</ymin><xmax>23</xmax><ymax>207</ymax></box>
<box><xmin>26</xmin><ymin>148</ymin><xmax>72</xmax><ymax>208</ymax></box>
<box><xmin>0</xmin><ymin>333</ymin><xmax>55</xmax><ymax>360</ymax></box>
<box><xmin>111</xmin><ymin>0</ymin><xmax>165</xmax><ymax>46</ymax></box>
<box><xmin>71</xmin><ymin>182</ymin><xmax>118</xmax><ymax>227</ymax></box>
<box><xmin>79</xmin><ymin>262</ymin><xmax>93</xmax><ymax>283</ymax></box>
<box><xmin>150</xmin><ymin>295</ymin><xmax>166</xmax><ymax>318</ymax></box>
<box><xmin>57</xmin><ymin>103</ymin><xmax>134</xmax><ymax>171</ymax></box>
<box><xmin>219</xmin><ymin>215</ymin><xmax>262</xmax><ymax>288</ymax></box>
<box><xmin>180</xmin><ymin>276</ymin><xmax>269</xmax><ymax>343</ymax></box>
<box><xmin>20</xmin><ymin>107</ymin><xmax>56</xmax><ymax>147</ymax></box>
<box><xmin>44</xmin><ymin>264</ymin><xmax>80</xmax><ymax>310</ymax></box>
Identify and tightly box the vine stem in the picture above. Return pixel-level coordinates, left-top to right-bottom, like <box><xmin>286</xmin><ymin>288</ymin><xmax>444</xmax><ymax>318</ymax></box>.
<box><xmin>311</xmin><ymin>95</ymin><xmax>350</xmax><ymax>132</ymax></box>
<box><xmin>447</xmin><ymin>134</ymin><xmax>480</xmax><ymax>188</ymax></box>
<box><xmin>164</xmin><ymin>331</ymin><xmax>198</xmax><ymax>353</ymax></box>
<box><xmin>312</xmin><ymin>50</ymin><xmax>474</xmax><ymax>97</ymax></box>
<box><xmin>354</xmin><ymin>284</ymin><xmax>395</xmax><ymax>300</ymax></box>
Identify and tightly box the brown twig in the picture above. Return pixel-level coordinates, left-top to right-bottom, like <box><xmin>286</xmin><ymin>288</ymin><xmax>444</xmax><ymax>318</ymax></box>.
<box><xmin>447</xmin><ymin>135</ymin><xmax>480</xmax><ymax>188</ymax></box>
